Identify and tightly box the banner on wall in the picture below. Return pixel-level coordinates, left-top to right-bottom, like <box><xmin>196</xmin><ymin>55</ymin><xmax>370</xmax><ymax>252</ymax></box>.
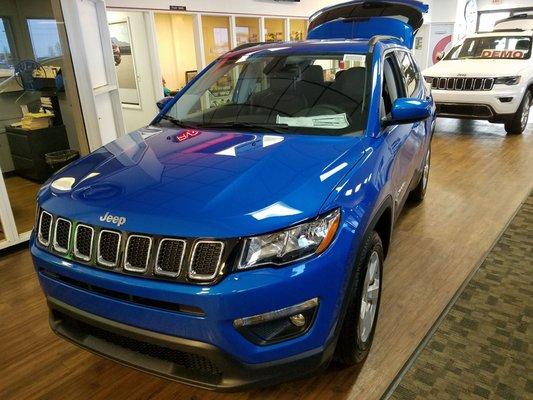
<box><xmin>428</xmin><ymin>23</ymin><xmax>454</xmax><ymax>66</ymax></box>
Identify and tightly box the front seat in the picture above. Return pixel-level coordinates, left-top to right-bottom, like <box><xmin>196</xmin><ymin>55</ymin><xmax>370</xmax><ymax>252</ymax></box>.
<box><xmin>321</xmin><ymin>67</ymin><xmax>366</xmax><ymax>119</ymax></box>
<box><xmin>251</xmin><ymin>67</ymin><xmax>307</xmax><ymax>117</ymax></box>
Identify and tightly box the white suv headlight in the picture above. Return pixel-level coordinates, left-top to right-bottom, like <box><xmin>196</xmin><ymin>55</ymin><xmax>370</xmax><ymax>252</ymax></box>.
<box><xmin>494</xmin><ymin>76</ymin><xmax>521</xmax><ymax>85</ymax></box>
<box><xmin>238</xmin><ymin>209</ymin><xmax>340</xmax><ymax>270</ymax></box>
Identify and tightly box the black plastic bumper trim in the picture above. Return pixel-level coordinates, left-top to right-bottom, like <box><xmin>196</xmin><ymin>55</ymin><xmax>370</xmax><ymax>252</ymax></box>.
<box><xmin>47</xmin><ymin>297</ymin><xmax>333</xmax><ymax>391</ymax></box>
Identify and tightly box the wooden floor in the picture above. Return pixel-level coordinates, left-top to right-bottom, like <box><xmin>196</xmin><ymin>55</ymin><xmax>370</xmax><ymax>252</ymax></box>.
<box><xmin>1</xmin><ymin>119</ymin><xmax>532</xmax><ymax>400</ymax></box>
<box><xmin>3</xmin><ymin>175</ymin><xmax>41</xmax><ymax>235</ymax></box>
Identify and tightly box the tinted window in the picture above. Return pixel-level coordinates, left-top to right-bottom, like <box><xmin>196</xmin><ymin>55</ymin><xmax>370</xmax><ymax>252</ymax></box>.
<box><xmin>445</xmin><ymin>36</ymin><xmax>532</xmax><ymax>60</ymax></box>
<box><xmin>381</xmin><ymin>54</ymin><xmax>405</xmax><ymax>117</ymax></box>
<box><xmin>396</xmin><ymin>51</ymin><xmax>419</xmax><ymax>97</ymax></box>
<box><xmin>164</xmin><ymin>53</ymin><xmax>369</xmax><ymax>135</ymax></box>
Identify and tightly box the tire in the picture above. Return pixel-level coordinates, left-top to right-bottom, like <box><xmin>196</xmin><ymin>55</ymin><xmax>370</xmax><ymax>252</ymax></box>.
<box><xmin>408</xmin><ymin>145</ymin><xmax>431</xmax><ymax>203</ymax></box>
<box><xmin>334</xmin><ymin>231</ymin><xmax>384</xmax><ymax>366</ymax></box>
<box><xmin>505</xmin><ymin>90</ymin><xmax>531</xmax><ymax>135</ymax></box>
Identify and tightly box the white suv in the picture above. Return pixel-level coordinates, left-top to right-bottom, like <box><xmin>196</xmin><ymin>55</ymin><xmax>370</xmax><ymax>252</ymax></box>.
<box><xmin>423</xmin><ymin>14</ymin><xmax>533</xmax><ymax>134</ymax></box>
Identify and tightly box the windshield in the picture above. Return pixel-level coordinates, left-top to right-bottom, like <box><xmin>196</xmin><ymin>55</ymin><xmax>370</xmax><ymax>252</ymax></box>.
<box><xmin>161</xmin><ymin>52</ymin><xmax>369</xmax><ymax>135</ymax></box>
<box><xmin>445</xmin><ymin>36</ymin><xmax>532</xmax><ymax>60</ymax></box>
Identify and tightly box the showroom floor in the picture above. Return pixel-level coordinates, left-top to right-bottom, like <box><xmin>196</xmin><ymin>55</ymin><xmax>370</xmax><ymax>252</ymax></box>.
<box><xmin>391</xmin><ymin>192</ymin><xmax>532</xmax><ymax>400</ymax></box>
<box><xmin>0</xmin><ymin>119</ymin><xmax>532</xmax><ymax>400</ymax></box>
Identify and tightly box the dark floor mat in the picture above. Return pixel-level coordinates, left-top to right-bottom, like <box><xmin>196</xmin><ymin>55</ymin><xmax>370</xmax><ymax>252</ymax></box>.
<box><xmin>389</xmin><ymin>193</ymin><xmax>533</xmax><ymax>400</ymax></box>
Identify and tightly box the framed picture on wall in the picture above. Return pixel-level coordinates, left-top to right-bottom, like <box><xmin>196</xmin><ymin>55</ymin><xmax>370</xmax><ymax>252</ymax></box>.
<box><xmin>109</xmin><ymin>19</ymin><xmax>140</xmax><ymax>107</ymax></box>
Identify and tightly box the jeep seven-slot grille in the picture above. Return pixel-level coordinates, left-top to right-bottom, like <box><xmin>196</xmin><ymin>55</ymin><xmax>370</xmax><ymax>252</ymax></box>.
<box><xmin>54</xmin><ymin>219</ymin><xmax>71</xmax><ymax>253</ymax></box>
<box><xmin>74</xmin><ymin>225</ymin><xmax>93</xmax><ymax>261</ymax></box>
<box><xmin>432</xmin><ymin>77</ymin><xmax>494</xmax><ymax>91</ymax></box>
<box><xmin>156</xmin><ymin>239</ymin><xmax>186</xmax><ymax>277</ymax></box>
<box><xmin>36</xmin><ymin>210</ymin><xmax>228</xmax><ymax>284</ymax></box>
<box><xmin>190</xmin><ymin>241</ymin><xmax>224</xmax><ymax>280</ymax></box>
<box><xmin>98</xmin><ymin>230</ymin><xmax>121</xmax><ymax>267</ymax></box>
<box><xmin>125</xmin><ymin>235</ymin><xmax>152</xmax><ymax>272</ymax></box>
<box><xmin>38</xmin><ymin>211</ymin><xmax>53</xmax><ymax>246</ymax></box>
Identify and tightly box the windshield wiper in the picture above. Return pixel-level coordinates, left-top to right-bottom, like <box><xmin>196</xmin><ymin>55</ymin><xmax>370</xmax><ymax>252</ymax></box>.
<box><xmin>195</xmin><ymin>121</ymin><xmax>290</xmax><ymax>134</ymax></box>
<box><xmin>160</xmin><ymin>115</ymin><xmax>199</xmax><ymax>129</ymax></box>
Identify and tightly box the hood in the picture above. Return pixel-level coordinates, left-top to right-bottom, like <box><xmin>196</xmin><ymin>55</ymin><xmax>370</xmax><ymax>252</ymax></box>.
<box><xmin>39</xmin><ymin>127</ymin><xmax>366</xmax><ymax>238</ymax></box>
<box><xmin>307</xmin><ymin>0</ymin><xmax>428</xmax><ymax>48</ymax></box>
<box><xmin>424</xmin><ymin>58</ymin><xmax>528</xmax><ymax>78</ymax></box>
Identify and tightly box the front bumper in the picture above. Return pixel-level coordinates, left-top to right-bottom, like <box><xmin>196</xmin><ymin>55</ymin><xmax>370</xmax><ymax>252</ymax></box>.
<box><xmin>31</xmin><ymin>221</ymin><xmax>359</xmax><ymax>389</ymax></box>
<box><xmin>48</xmin><ymin>297</ymin><xmax>333</xmax><ymax>391</ymax></box>
<box><xmin>432</xmin><ymin>85</ymin><xmax>525</xmax><ymax>119</ymax></box>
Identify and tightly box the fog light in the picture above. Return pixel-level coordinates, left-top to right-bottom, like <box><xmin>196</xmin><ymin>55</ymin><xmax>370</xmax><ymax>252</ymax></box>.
<box><xmin>234</xmin><ymin>298</ymin><xmax>319</xmax><ymax>345</ymax></box>
<box><xmin>290</xmin><ymin>313</ymin><xmax>306</xmax><ymax>327</ymax></box>
<box><xmin>498</xmin><ymin>97</ymin><xmax>513</xmax><ymax>103</ymax></box>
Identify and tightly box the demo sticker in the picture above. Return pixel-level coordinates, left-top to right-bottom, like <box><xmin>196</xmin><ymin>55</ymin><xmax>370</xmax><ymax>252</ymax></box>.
<box><xmin>481</xmin><ymin>49</ymin><xmax>525</xmax><ymax>59</ymax></box>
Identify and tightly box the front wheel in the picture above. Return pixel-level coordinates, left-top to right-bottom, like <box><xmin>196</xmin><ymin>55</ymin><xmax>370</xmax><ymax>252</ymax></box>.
<box><xmin>505</xmin><ymin>90</ymin><xmax>531</xmax><ymax>135</ymax></box>
<box><xmin>334</xmin><ymin>231</ymin><xmax>383</xmax><ymax>365</ymax></box>
<box><xmin>409</xmin><ymin>146</ymin><xmax>431</xmax><ymax>203</ymax></box>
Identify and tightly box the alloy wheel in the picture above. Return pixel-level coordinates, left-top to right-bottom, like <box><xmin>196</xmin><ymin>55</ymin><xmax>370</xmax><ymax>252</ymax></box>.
<box><xmin>358</xmin><ymin>251</ymin><xmax>381</xmax><ymax>343</ymax></box>
<box><xmin>422</xmin><ymin>148</ymin><xmax>430</xmax><ymax>191</ymax></box>
<box><xmin>521</xmin><ymin>92</ymin><xmax>531</xmax><ymax>131</ymax></box>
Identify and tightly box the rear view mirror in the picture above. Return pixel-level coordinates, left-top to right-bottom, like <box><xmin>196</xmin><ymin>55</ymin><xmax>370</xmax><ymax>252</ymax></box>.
<box><xmin>157</xmin><ymin>96</ymin><xmax>174</xmax><ymax>111</ymax></box>
<box><xmin>382</xmin><ymin>98</ymin><xmax>432</xmax><ymax>126</ymax></box>
<box><xmin>436</xmin><ymin>51</ymin><xmax>444</xmax><ymax>61</ymax></box>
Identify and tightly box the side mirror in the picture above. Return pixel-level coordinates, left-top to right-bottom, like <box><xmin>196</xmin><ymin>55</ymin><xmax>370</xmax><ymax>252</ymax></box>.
<box><xmin>436</xmin><ymin>51</ymin><xmax>444</xmax><ymax>61</ymax></box>
<box><xmin>156</xmin><ymin>96</ymin><xmax>174</xmax><ymax>111</ymax></box>
<box><xmin>382</xmin><ymin>98</ymin><xmax>432</xmax><ymax>127</ymax></box>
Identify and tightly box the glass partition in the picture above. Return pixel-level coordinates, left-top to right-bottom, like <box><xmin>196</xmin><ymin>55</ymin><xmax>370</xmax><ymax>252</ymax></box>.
<box><xmin>202</xmin><ymin>15</ymin><xmax>230</xmax><ymax>64</ymax></box>
<box><xmin>1</xmin><ymin>0</ymin><xmax>88</xmax><ymax>242</ymax></box>
<box><xmin>265</xmin><ymin>18</ymin><xmax>285</xmax><ymax>42</ymax></box>
<box><xmin>290</xmin><ymin>19</ymin><xmax>307</xmax><ymax>41</ymax></box>
<box><xmin>154</xmin><ymin>13</ymin><xmax>198</xmax><ymax>91</ymax></box>
<box><xmin>235</xmin><ymin>17</ymin><xmax>260</xmax><ymax>46</ymax></box>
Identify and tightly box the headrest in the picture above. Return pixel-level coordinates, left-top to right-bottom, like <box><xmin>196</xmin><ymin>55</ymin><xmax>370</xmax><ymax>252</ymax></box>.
<box><xmin>301</xmin><ymin>65</ymin><xmax>324</xmax><ymax>85</ymax></box>
<box><xmin>267</xmin><ymin>65</ymin><xmax>299</xmax><ymax>93</ymax></box>
<box><xmin>335</xmin><ymin>67</ymin><xmax>366</xmax><ymax>86</ymax></box>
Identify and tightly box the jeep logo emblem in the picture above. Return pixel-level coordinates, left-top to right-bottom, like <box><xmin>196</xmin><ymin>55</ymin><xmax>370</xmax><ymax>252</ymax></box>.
<box><xmin>100</xmin><ymin>212</ymin><xmax>126</xmax><ymax>227</ymax></box>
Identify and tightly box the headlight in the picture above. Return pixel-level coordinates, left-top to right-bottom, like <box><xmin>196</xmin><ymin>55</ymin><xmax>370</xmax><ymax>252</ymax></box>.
<box><xmin>238</xmin><ymin>209</ymin><xmax>340</xmax><ymax>270</ymax></box>
<box><xmin>494</xmin><ymin>76</ymin><xmax>521</xmax><ymax>85</ymax></box>
<box><xmin>424</xmin><ymin>76</ymin><xmax>434</xmax><ymax>85</ymax></box>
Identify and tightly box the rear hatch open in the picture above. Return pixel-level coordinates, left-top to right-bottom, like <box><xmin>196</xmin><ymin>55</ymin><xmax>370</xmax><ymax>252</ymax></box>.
<box><xmin>307</xmin><ymin>0</ymin><xmax>428</xmax><ymax>49</ymax></box>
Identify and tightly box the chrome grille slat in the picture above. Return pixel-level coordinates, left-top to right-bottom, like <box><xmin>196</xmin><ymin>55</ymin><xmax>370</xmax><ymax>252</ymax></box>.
<box><xmin>189</xmin><ymin>241</ymin><xmax>224</xmax><ymax>281</ymax></box>
<box><xmin>38</xmin><ymin>211</ymin><xmax>53</xmax><ymax>246</ymax></box>
<box><xmin>432</xmin><ymin>77</ymin><xmax>494</xmax><ymax>91</ymax></box>
<box><xmin>124</xmin><ymin>235</ymin><xmax>152</xmax><ymax>273</ymax></box>
<box><xmin>155</xmin><ymin>239</ymin><xmax>186</xmax><ymax>277</ymax></box>
<box><xmin>97</xmin><ymin>230</ymin><xmax>121</xmax><ymax>267</ymax></box>
<box><xmin>74</xmin><ymin>224</ymin><xmax>94</xmax><ymax>261</ymax></box>
<box><xmin>53</xmin><ymin>218</ymin><xmax>72</xmax><ymax>254</ymax></box>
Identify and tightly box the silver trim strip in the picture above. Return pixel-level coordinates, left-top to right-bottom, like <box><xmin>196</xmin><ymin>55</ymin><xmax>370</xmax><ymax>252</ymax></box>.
<box><xmin>53</xmin><ymin>218</ymin><xmax>72</xmax><ymax>254</ymax></box>
<box><xmin>188</xmin><ymin>240</ymin><xmax>225</xmax><ymax>281</ymax></box>
<box><xmin>37</xmin><ymin>211</ymin><xmax>53</xmax><ymax>246</ymax></box>
<box><xmin>155</xmin><ymin>238</ymin><xmax>186</xmax><ymax>278</ymax></box>
<box><xmin>124</xmin><ymin>234</ymin><xmax>152</xmax><ymax>273</ymax></box>
<box><xmin>97</xmin><ymin>230</ymin><xmax>121</xmax><ymax>267</ymax></box>
<box><xmin>233</xmin><ymin>298</ymin><xmax>319</xmax><ymax>328</ymax></box>
<box><xmin>73</xmin><ymin>224</ymin><xmax>94</xmax><ymax>261</ymax></box>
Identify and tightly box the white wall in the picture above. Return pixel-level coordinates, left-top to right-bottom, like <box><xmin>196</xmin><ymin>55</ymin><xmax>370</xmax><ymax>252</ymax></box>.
<box><xmin>477</xmin><ymin>0</ymin><xmax>533</xmax><ymax>11</ymax></box>
<box><xmin>106</xmin><ymin>0</ymin><xmax>339</xmax><ymax>17</ymax></box>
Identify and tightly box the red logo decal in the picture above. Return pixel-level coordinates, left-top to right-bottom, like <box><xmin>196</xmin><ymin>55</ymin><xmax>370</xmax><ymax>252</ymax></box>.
<box><xmin>176</xmin><ymin>130</ymin><xmax>201</xmax><ymax>142</ymax></box>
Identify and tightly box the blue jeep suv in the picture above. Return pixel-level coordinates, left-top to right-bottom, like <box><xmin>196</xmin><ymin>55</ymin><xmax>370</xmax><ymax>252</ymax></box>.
<box><xmin>32</xmin><ymin>0</ymin><xmax>434</xmax><ymax>390</ymax></box>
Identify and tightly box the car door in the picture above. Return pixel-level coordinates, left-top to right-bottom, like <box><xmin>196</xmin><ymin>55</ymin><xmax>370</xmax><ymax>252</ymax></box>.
<box><xmin>394</xmin><ymin>50</ymin><xmax>427</xmax><ymax>183</ymax></box>
<box><xmin>381</xmin><ymin>53</ymin><xmax>412</xmax><ymax>215</ymax></box>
